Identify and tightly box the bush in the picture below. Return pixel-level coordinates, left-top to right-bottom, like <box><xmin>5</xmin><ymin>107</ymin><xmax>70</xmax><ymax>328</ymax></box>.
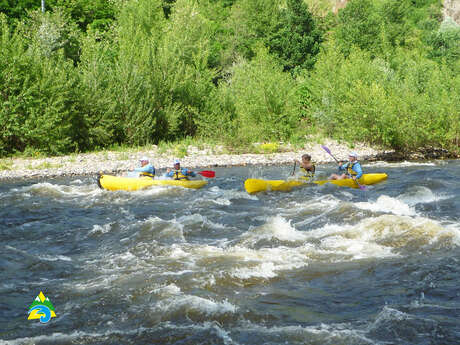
<box><xmin>0</xmin><ymin>15</ymin><xmax>85</xmax><ymax>156</ymax></box>
<box><xmin>267</xmin><ymin>0</ymin><xmax>323</xmax><ymax>73</ymax></box>
<box><xmin>199</xmin><ymin>47</ymin><xmax>300</xmax><ymax>144</ymax></box>
<box><xmin>303</xmin><ymin>45</ymin><xmax>460</xmax><ymax>151</ymax></box>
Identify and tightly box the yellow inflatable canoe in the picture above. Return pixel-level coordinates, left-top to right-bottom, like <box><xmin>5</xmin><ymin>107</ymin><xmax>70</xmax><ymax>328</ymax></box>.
<box><xmin>244</xmin><ymin>173</ymin><xmax>387</xmax><ymax>194</ymax></box>
<box><xmin>244</xmin><ymin>179</ymin><xmax>307</xmax><ymax>194</ymax></box>
<box><xmin>314</xmin><ymin>173</ymin><xmax>388</xmax><ymax>188</ymax></box>
<box><xmin>97</xmin><ymin>174</ymin><xmax>207</xmax><ymax>191</ymax></box>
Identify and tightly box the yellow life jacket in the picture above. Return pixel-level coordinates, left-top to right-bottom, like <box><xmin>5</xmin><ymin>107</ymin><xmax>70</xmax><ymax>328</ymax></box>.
<box><xmin>347</xmin><ymin>162</ymin><xmax>358</xmax><ymax>176</ymax></box>
<box><xmin>139</xmin><ymin>171</ymin><xmax>154</xmax><ymax>178</ymax></box>
<box><xmin>172</xmin><ymin>169</ymin><xmax>188</xmax><ymax>180</ymax></box>
<box><xmin>300</xmin><ymin>163</ymin><xmax>315</xmax><ymax>180</ymax></box>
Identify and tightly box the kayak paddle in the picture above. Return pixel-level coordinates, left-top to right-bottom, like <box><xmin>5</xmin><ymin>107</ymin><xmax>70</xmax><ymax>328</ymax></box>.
<box><xmin>321</xmin><ymin>145</ymin><xmax>340</xmax><ymax>163</ymax></box>
<box><xmin>354</xmin><ymin>179</ymin><xmax>368</xmax><ymax>191</ymax></box>
<box><xmin>198</xmin><ymin>170</ymin><xmax>215</xmax><ymax>178</ymax></box>
<box><xmin>291</xmin><ymin>161</ymin><xmax>296</xmax><ymax>176</ymax></box>
<box><xmin>320</xmin><ymin>145</ymin><xmax>367</xmax><ymax>191</ymax></box>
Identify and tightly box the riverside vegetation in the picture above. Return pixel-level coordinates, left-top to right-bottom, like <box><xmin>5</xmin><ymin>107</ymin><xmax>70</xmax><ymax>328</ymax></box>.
<box><xmin>0</xmin><ymin>0</ymin><xmax>459</xmax><ymax>159</ymax></box>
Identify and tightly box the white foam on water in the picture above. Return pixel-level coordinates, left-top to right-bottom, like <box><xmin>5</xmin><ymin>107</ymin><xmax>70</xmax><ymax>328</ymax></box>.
<box><xmin>135</xmin><ymin>184</ymin><xmax>177</xmax><ymax>197</ymax></box>
<box><xmin>154</xmin><ymin>294</ymin><xmax>238</xmax><ymax>316</ymax></box>
<box><xmin>208</xmin><ymin>185</ymin><xmax>258</xmax><ymax>200</ymax></box>
<box><xmin>0</xmin><ymin>331</ymin><xmax>97</xmax><ymax>345</ymax></box>
<box><xmin>231</xmin><ymin>261</ymin><xmax>278</xmax><ymax>279</ymax></box>
<box><xmin>38</xmin><ymin>254</ymin><xmax>72</xmax><ymax>262</ymax></box>
<box><xmin>139</xmin><ymin>216</ymin><xmax>186</xmax><ymax>242</ymax></box>
<box><xmin>284</xmin><ymin>194</ymin><xmax>341</xmax><ymax>215</ymax></box>
<box><xmin>22</xmin><ymin>181</ymin><xmax>103</xmax><ymax>199</ymax></box>
<box><xmin>69</xmin><ymin>275</ymin><xmax>118</xmax><ymax>291</ymax></box>
<box><xmin>398</xmin><ymin>185</ymin><xmax>451</xmax><ymax>205</ymax></box>
<box><xmin>73</xmin><ymin>214</ymin><xmax>460</xmax><ymax>295</ymax></box>
<box><xmin>178</xmin><ymin>213</ymin><xmax>228</xmax><ymax>230</ymax></box>
<box><xmin>234</xmin><ymin>320</ymin><xmax>372</xmax><ymax>344</ymax></box>
<box><xmin>0</xmin><ymin>328</ymin><xmax>164</xmax><ymax>345</ymax></box>
<box><xmin>168</xmin><ymin>244</ymin><xmax>190</xmax><ymax>259</ymax></box>
<box><xmin>310</xmin><ymin>215</ymin><xmax>460</xmax><ymax>255</ymax></box>
<box><xmin>367</xmin><ymin>160</ymin><xmax>438</xmax><ymax>168</ymax></box>
<box><xmin>160</xmin><ymin>269</ymin><xmax>196</xmax><ymax>276</ymax></box>
<box><xmin>368</xmin><ymin>306</ymin><xmax>412</xmax><ymax>332</ymax></box>
<box><xmin>159</xmin><ymin>321</ymin><xmax>237</xmax><ymax>345</ymax></box>
<box><xmin>152</xmin><ymin>213</ymin><xmax>458</xmax><ymax>283</ymax></box>
<box><xmin>21</xmin><ymin>182</ymin><xmax>74</xmax><ymax>198</ymax></box>
<box><xmin>178</xmin><ymin>213</ymin><xmax>206</xmax><ymax>225</ymax></box>
<box><xmin>89</xmin><ymin>223</ymin><xmax>114</xmax><ymax>236</ymax></box>
<box><xmin>191</xmin><ymin>244</ymin><xmax>310</xmax><ymax>281</ymax></box>
<box><xmin>212</xmin><ymin>198</ymin><xmax>232</xmax><ymax>206</ymax></box>
<box><xmin>355</xmin><ymin>195</ymin><xmax>416</xmax><ymax>216</ymax></box>
<box><xmin>431</xmin><ymin>222</ymin><xmax>460</xmax><ymax>247</ymax></box>
<box><xmin>240</xmin><ymin>215</ymin><xmax>308</xmax><ymax>245</ymax></box>
<box><xmin>151</xmin><ymin>283</ymin><xmax>182</xmax><ymax>296</ymax></box>
<box><xmin>304</xmin><ymin>221</ymin><xmax>396</xmax><ymax>261</ymax></box>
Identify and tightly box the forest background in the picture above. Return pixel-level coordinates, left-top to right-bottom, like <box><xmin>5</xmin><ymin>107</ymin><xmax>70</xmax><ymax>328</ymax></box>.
<box><xmin>0</xmin><ymin>0</ymin><xmax>459</xmax><ymax>158</ymax></box>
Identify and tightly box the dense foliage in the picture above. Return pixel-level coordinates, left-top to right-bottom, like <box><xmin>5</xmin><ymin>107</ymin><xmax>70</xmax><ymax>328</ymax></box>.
<box><xmin>0</xmin><ymin>0</ymin><xmax>459</xmax><ymax>156</ymax></box>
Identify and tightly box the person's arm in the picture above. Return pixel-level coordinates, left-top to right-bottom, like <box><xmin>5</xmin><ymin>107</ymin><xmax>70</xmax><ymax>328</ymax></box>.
<box><xmin>338</xmin><ymin>162</ymin><xmax>347</xmax><ymax>171</ymax></box>
<box><xmin>165</xmin><ymin>170</ymin><xmax>174</xmax><ymax>177</ymax></box>
<box><xmin>353</xmin><ymin>163</ymin><xmax>363</xmax><ymax>179</ymax></box>
<box><xmin>134</xmin><ymin>165</ymin><xmax>150</xmax><ymax>173</ymax></box>
<box><xmin>183</xmin><ymin>168</ymin><xmax>196</xmax><ymax>177</ymax></box>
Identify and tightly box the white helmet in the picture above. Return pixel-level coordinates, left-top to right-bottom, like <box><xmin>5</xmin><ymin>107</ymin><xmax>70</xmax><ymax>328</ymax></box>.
<box><xmin>348</xmin><ymin>152</ymin><xmax>358</xmax><ymax>158</ymax></box>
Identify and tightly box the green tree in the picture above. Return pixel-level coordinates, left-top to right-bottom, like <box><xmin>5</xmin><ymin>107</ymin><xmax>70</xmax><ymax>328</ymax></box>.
<box><xmin>0</xmin><ymin>0</ymin><xmax>53</xmax><ymax>21</ymax></box>
<box><xmin>267</xmin><ymin>0</ymin><xmax>323</xmax><ymax>73</ymax></box>
<box><xmin>25</xmin><ymin>9</ymin><xmax>81</xmax><ymax>63</ymax></box>
<box><xmin>426</xmin><ymin>18</ymin><xmax>460</xmax><ymax>71</ymax></box>
<box><xmin>54</xmin><ymin>0</ymin><xmax>116</xmax><ymax>32</ymax></box>
<box><xmin>302</xmin><ymin>43</ymin><xmax>460</xmax><ymax>151</ymax></box>
<box><xmin>200</xmin><ymin>47</ymin><xmax>299</xmax><ymax>144</ymax></box>
<box><xmin>0</xmin><ymin>15</ymin><xmax>85</xmax><ymax>155</ymax></box>
<box><xmin>226</xmin><ymin>0</ymin><xmax>279</xmax><ymax>60</ymax></box>
<box><xmin>335</xmin><ymin>0</ymin><xmax>381</xmax><ymax>57</ymax></box>
<box><xmin>379</xmin><ymin>0</ymin><xmax>411</xmax><ymax>47</ymax></box>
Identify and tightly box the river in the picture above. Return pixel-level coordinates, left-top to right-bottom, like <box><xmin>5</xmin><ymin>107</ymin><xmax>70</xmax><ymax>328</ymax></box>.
<box><xmin>1</xmin><ymin>160</ymin><xmax>459</xmax><ymax>344</ymax></box>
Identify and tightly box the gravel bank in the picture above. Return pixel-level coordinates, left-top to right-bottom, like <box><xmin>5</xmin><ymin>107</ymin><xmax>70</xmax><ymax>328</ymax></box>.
<box><xmin>0</xmin><ymin>139</ymin><xmax>453</xmax><ymax>180</ymax></box>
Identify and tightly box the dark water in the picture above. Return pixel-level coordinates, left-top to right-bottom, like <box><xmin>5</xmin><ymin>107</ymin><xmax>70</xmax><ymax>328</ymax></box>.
<box><xmin>1</xmin><ymin>160</ymin><xmax>460</xmax><ymax>345</ymax></box>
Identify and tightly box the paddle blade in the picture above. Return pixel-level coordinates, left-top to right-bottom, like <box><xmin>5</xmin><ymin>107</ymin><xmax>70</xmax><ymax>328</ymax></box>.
<box><xmin>356</xmin><ymin>182</ymin><xmax>368</xmax><ymax>191</ymax></box>
<box><xmin>321</xmin><ymin>145</ymin><xmax>331</xmax><ymax>155</ymax></box>
<box><xmin>321</xmin><ymin>144</ymin><xmax>339</xmax><ymax>163</ymax></box>
<box><xmin>198</xmin><ymin>170</ymin><xmax>215</xmax><ymax>178</ymax></box>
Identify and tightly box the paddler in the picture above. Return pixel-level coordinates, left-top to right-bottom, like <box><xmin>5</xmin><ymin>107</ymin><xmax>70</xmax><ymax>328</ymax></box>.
<box><xmin>329</xmin><ymin>152</ymin><xmax>363</xmax><ymax>181</ymax></box>
<box><xmin>129</xmin><ymin>156</ymin><xmax>155</xmax><ymax>178</ymax></box>
<box><xmin>165</xmin><ymin>159</ymin><xmax>197</xmax><ymax>180</ymax></box>
<box><xmin>294</xmin><ymin>154</ymin><xmax>315</xmax><ymax>180</ymax></box>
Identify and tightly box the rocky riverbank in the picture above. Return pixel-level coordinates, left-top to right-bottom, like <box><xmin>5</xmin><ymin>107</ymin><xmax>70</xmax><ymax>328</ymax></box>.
<box><xmin>0</xmin><ymin>140</ymin><xmax>456</xmax><ymax>180</ymax></box>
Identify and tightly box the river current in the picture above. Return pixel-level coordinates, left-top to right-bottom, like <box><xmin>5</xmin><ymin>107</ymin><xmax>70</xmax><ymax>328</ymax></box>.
<box><xmin>1</xmin><ymin>160</ymin><xmax>459</xmax><ymax>345</ymax></box>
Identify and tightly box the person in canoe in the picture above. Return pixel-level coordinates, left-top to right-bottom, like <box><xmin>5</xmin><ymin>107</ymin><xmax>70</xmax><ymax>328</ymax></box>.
<box><xmin>294</xmin><ymin>154</ymin><xmax>315</xmax><ymax>180</ymax></box>
<box><xmin>165</xmin><ymin>160</ymin><xmax>197</xmax><ymax>180</ymax></box>
<box><xmin>329</xmin><ymin>152</ymin><xmax>363</xmax><ymax>181</ymax></box>
<box><xmin>129</xmin><ymin>156</ymin><xmax>155</xmax><ymax>178</ymax></box>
